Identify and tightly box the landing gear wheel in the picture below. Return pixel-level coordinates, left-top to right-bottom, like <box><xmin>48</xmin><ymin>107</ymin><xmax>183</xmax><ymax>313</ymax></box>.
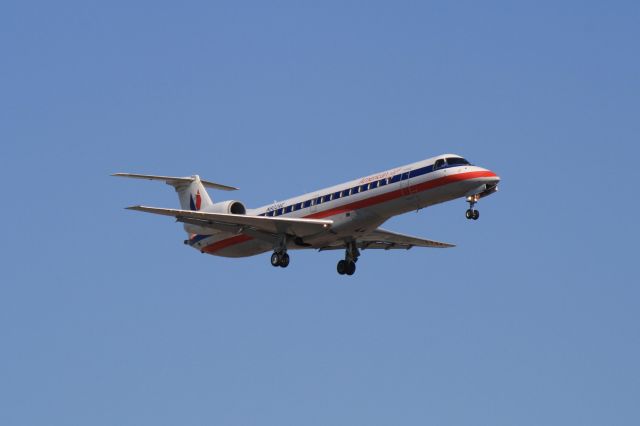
<box><xmin>337</xmin><ymin>260</ymin><xmax>346</xmax><ymax>275</ymax></box>
<box><xmin>271</xmin><ymin>252</ymin><xmax>281</xmax><ymax>267</ymax></box>
<box><xmin>472</xmin><ymin>209</ymin><xmax>479</xmax><ymax>220</ymax></box>
<box><xmin>279</xmin><ymin>252</ymin><xmax>290</xmax><ymax>268</ymax></box>
<box><xmin>466</xmin><ymin>209</ymin><xmax>473</xmax><ymax>219</ymax></box>
<box><xmin>346</xmin><ymin>261</ymin><xmax>356</xmax><ymax>276</ymax></box>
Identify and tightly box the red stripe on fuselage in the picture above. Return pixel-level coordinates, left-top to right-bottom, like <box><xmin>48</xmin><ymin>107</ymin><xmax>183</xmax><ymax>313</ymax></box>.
<box><xmin>201</xmin><ymin>234</ymin><xmax>253</xmax><ymax>254</ymax></box>
<box><xmin>202</xmin><ymin>170</ymin><xmax>496</xmax><ymax>253</ymax></box>
<box><xmin>308</xmin><ymin>170</ymin><xmax>496</xmax><ymax>219</ymax></box>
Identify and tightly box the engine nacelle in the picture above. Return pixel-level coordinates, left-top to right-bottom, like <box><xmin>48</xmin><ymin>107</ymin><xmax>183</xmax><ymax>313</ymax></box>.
<box><xmin>206</xmin><ymin>200</ymin><xmax>247</xmax><ymax>215</ymax></box>
<box><xmin>183</xmin><ymin>200</ymin><xmax>247</xmax><ymax>235</ymax></box>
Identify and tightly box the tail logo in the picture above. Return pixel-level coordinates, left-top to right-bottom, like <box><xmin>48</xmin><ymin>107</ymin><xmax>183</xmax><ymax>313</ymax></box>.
<box><xmin>190</xmin><ymin>190</ymin><xmax>202</xmax><ymax>211</ymax></box>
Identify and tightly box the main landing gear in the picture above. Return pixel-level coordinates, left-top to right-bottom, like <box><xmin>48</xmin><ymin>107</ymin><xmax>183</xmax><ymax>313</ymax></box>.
<box><xmin>337</xmin><ymin>241</ymin><xmax>359</xmax><ymax>276</ymax></box>
<box><xmin>465</xmin><ymin>195</ymin><xmax>480</xmax><ymax>220</ymax></box>
<box><xmin>271</xmin><ymin>235</ymin><xmax>290</xmax><ymax>268</ymax></box>
<box><xmin>271</xmin><ymin>251</ymin><xmax>290</xmax><ymax>268</ymax></box>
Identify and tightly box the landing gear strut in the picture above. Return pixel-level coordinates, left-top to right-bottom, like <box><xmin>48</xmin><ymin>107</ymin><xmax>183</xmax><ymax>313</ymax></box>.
<box><xmin>337</xmin><ymin>241</ymin><xmax>359</xmax><ymax>276</ymax></box>
<box><xmin>465</xmin><ymin>195</ymin><xmax>480</xmax><ymax>220</ymax></box>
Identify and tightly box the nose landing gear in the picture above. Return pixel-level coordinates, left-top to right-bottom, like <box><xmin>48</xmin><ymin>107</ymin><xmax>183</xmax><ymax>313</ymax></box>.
<box><xmin>466</xmin><ymin>195</ymin><xmax>480</xmax><ymax>220</ymax></box>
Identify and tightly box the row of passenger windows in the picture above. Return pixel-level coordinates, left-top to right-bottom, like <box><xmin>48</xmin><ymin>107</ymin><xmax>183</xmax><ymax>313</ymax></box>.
<box><xmin>258</xmin><ymin>157</ymin><xmax>470</xmax><ymax>217</ymax></box>
<box><xmin>259</xmin><ymin>176</ymin><xmax>391</xmax><ymax>217</ymax></box>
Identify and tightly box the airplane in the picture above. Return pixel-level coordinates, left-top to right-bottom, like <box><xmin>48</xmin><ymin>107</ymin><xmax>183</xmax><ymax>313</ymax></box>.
<box><xmin>114</xmin><ymin>153</ymin><xmax>500</xmax><ymax>276</ymax></box>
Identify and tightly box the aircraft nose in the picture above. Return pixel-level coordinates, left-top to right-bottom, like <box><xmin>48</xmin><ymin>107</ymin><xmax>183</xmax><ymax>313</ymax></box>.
<box><xmin>468</xmin><ymin>167</ymin><xmax>500</xmax><ymax>199</ymax></box>
<box><xmin>483</xmin><ymin>168</ymin><xmax>500</xmax><ymax>184</ymax></box>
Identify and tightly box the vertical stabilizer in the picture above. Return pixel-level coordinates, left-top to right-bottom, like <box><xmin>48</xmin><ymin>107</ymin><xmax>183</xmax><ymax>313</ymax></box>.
<box><xmin>174</xmin><ymin>175</ymin><xmax>214</xmax><ymax>211</ymax></box>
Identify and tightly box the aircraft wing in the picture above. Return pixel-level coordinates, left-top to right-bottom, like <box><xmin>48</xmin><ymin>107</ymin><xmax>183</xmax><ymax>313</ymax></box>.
<box><xmin>319</xmin><ymin>228</ymin><xmax>455</xmax><ymax>251</ymax></box>
<box><xmin>126</xmin><ymin>206</ymin><xmax>332</xmax><ymax>238</ymax></box>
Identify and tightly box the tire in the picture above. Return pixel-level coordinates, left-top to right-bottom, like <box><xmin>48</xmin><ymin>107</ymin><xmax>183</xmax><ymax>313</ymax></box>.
<box><xmin>271</xmin><ymin>252</ymin><xmax>281</xmax><ymax>267</ymax></box>
<box><xmin>465</xmin><ymin>209</ymin><xmax>473</xmax><ymax>219</ymax></box>
<box><xmin>473</xmin><ymin>210</ymin><xmax>479</xmax><ymax>220</ymax></box>
<box><xmin>337</xmin><ymin>260</ymin><xmax>346</xmax><ymax>275</ymax></box>
<box><xmin>346</xmin><ymin>261</ymin><xmax>356</xmax><ymax>276</ymax></box>
<box><xmin>280</xmin><ymin>252</ymin><xmax>290</xmax><ymax>268</ymax></box>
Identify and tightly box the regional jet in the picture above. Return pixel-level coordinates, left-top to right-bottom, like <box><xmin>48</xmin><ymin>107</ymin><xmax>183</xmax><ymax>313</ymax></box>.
<box><xmin>114</xmin><ymin>154</ymin><xmax>500</xmax><ymax>275</ymax></box>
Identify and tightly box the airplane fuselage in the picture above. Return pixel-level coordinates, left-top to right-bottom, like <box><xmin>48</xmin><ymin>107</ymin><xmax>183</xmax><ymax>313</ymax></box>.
<box><xmin>188</xmin><ymin>154</ymin><xmax>499</xmax><ymax>257</ymax></box>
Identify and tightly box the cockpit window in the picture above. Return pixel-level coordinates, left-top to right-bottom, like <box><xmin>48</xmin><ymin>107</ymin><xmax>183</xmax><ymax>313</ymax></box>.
<box><xmin>446</xmin><ymin>157</ymin><xmax>470</xmax><ymax>166</ymax></box>
<box><xmin>434</xmin><ymin>159</ymin><xmax>446</xmax><ymax>170</ymax></box>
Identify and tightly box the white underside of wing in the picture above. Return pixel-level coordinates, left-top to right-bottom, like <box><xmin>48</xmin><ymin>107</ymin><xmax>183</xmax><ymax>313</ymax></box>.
<box><xmin>126</xmin><ymin>206</ymin><xmax>332</xmax><ymax>237</ymax></box>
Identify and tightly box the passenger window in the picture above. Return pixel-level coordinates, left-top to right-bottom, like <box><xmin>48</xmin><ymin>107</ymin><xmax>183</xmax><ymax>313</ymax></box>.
<box><xmin>267</xmin><ymin>210</ymin><xmax>274</xmax><ymax>217</ymax></box>
<box><xmin>333</xmin><ymin>191</ymin><xmax>341</xmax><ymax>199</ymax></box>
<box><xmin>351</xmin><ymin>186</ymin><xmax>360</xmax><ymax>195</ymax></box>
<box><xmin>323</xmin><ymin>194</ymin><xmax>331</xmax><ymax>203</ymax></box>
<box><xmin>401</xmin><ymin>172</ymin><xmax>410</xmax><ymax>181</ymax></box>
<box><xmin>275</xmin><ymin>208</ymin><xmax>283</xmax><ymax>216</ymax></box>
<box><xmin>359</xmin><ymin>184</ymin><xmax>368</xmax><ymax>192</ymax></box>
<box><xmin>342</xmin><ymin>189</ymin><xmax>350</xmax><ymax>197</ymax></box>
<box><xmin>410</xmin><ymin>167</ymin><xmax>428</xmax><ymax>178</ymax></box>
<box><xmin>315</xmin><ymin>196</ymin><xmax>322</xmax><ymax>205</ymax></box>
<box><xmin>370</xmin><ymin>181</ymin><xmax>378</xmax><ymax>189</ymax></box>
<box><xmin>303</xmin><ymin>200</ymin><xmax>312</xmax><ymax>208</ymax></box>
<box><xmin>379</xmin><ymin>179</ymin><xmax>387</xmax><ymax>186</ymax></box>
<box><xmin>389</xmin><ymin>175</ymin><xmax>401</xmax><ymax>184</ymax></box>
<box><xmin>294</xmin><ymin>203</ymin><xmax>302</xmax><ymax>211</ymax></box>
<box><xmin>284</xmin><ymin>206</ymin><xmax>292</xmax><ymax>214</ymax></box>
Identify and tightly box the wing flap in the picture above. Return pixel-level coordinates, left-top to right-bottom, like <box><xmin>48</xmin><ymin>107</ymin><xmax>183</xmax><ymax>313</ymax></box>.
<box><xmin>126</xmin><ymin>206</ymin><xmax>332</xmax><ymax>237</ymax></box>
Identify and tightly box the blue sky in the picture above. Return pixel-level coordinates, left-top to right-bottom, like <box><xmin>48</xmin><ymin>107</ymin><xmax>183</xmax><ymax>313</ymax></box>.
<box><xmin>1</xmin><ymin>1</ymin><xmax>639</xmax><ymax>425</ymax></box>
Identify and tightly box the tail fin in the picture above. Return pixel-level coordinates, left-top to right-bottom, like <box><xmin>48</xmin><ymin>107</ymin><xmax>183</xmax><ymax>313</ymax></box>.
<box><xmin>175</xmin><ymin>175</ymin><xmax>214</xmax><ymax>211</ymax></box>
<box><xmin>112</xmin><ymin>173</ymin><xmax>238</xmax><ymax>211</ymax></box>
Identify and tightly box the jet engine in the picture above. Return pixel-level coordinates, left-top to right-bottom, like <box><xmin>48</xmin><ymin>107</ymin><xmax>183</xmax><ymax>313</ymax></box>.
<box><xmin>206</xmin><ymin>200</ymin><xmax>247</xmax><ymax>215</ymax></box>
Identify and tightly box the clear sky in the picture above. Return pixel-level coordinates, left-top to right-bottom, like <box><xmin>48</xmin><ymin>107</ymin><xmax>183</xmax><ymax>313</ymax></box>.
<box><xmin>2</xmin><ymin>1</ymin><xmax>639</xmax><ymax>425</ymax></box>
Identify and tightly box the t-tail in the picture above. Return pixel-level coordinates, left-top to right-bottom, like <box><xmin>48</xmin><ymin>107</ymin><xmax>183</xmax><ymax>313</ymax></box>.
<box><xmin>111</xmin><ymin>172</ymin><xmax>238</xmax><ymax>231</ymax></box>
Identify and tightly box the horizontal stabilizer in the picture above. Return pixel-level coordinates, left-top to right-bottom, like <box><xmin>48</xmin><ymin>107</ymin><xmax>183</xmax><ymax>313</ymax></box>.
<box><xmin>112</xmin><ymin>173</ymin><xmax>238</xmax><ymax>191</ymax></box>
